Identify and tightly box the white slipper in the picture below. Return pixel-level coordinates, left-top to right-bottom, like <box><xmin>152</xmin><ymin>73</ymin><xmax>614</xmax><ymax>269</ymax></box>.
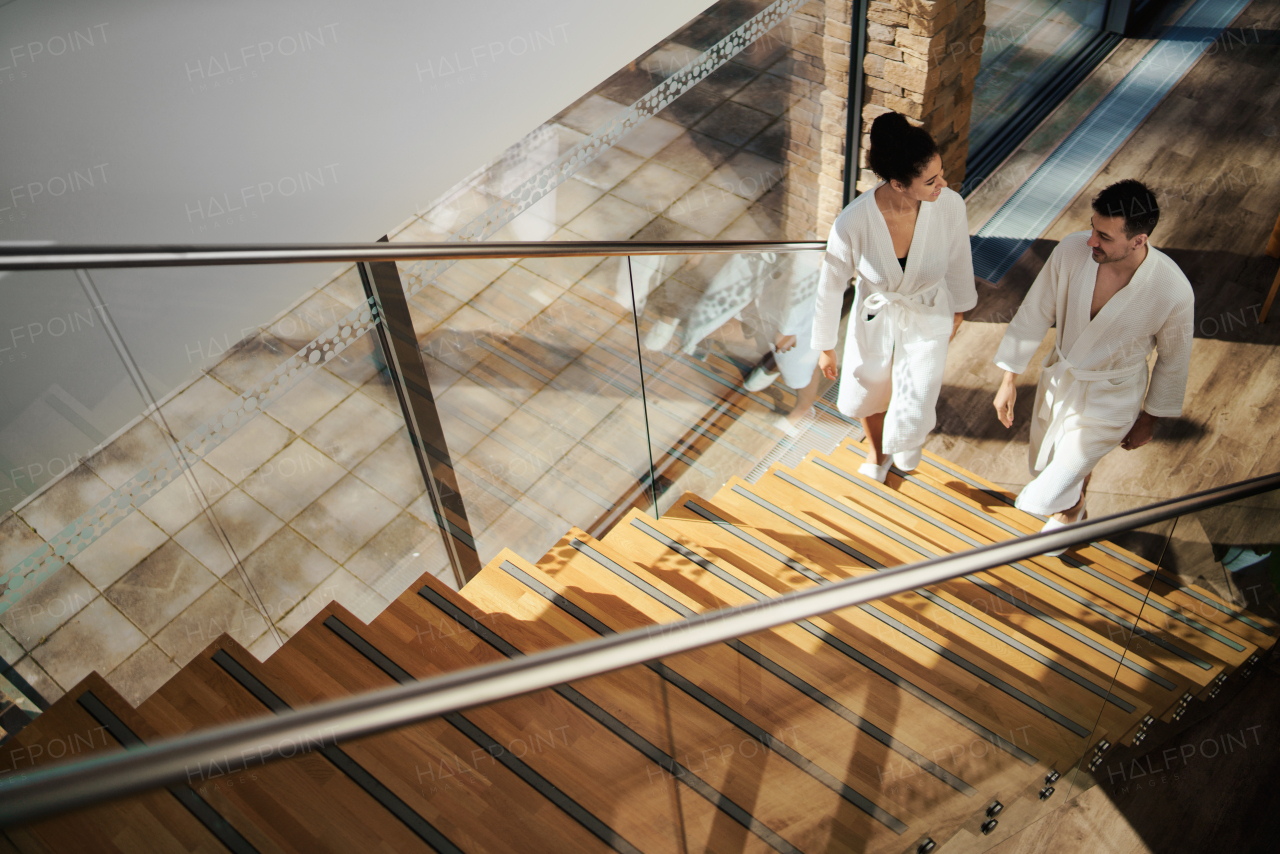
<box><xmin>1040</xmin><ymin>506</ymin><xmax>1086</xmax><ymax>557</ymax></box>
<box><xmin>773</xmin><ymin>407</ymin><xmax>813</xmax><ymax>437</ymax></box>
<box><xmin>892</xmin><ymin>446</ymin><xmax>923</xmax><ymax>472</ymax></box>
<box><xmin>858</xmin><ymin>454</ymin><xmax>894</xmax><ymax>483</ymax></box>
<box><xmin>643</xmin><ymin>318</ymin><xmax>680</xmax><ymax>351</ymax></box>
<box><xmin>744</xmin><ymin>365</ymin><xmax>782</xmax><ymax>392</ymax></box>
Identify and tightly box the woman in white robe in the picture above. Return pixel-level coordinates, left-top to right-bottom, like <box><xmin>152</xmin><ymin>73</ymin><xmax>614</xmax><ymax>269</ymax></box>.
<box><xmin>812</xmin><ymin>112</ymin><xmax>977</xmax><ymax>481</ymax></box>
<box><xmin>993</xmin><ymin>222</ymin><xmax>1195</xmax><ymax>523</ymax></box>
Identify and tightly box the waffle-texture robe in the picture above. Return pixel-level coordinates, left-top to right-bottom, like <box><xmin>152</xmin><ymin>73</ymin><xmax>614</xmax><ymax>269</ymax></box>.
<box><xmin>812</xmin><ymin>185</ymin><xmax>977</xmax><ymax>454</ymax></box>
<box><xmin>995</xmin><ymin>232</ymin><xmax>1195</xmax><ymax>515</ymax></box>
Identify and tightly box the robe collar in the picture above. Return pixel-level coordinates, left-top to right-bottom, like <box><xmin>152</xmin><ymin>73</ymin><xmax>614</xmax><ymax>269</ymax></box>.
<box><xmin>871</xmin><ymin>182</ymin><xmax>934</xmax><ymax>292</ymax></box>
<box><xmin>1068</xmin><ymin>242</ymin><xmax>1157</xmax><ymax>363</ymax></box>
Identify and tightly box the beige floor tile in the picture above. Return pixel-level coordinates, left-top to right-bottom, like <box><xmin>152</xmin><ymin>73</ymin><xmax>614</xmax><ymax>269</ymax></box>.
<box><xmin>0</xmin><ymin>565</ymin><xmax>96</xmax><ymax>652</ymax></box>
<box><xmin>72</xmin><ymin>511</ymin><xmax>170</xmax><ymax>591</ymax></box>
<box><xmin>471</xmin><ymin>266</ymin><xmax>564</xmax><ymax>330</ymax></box>
<box><xmin>516</xmin><ymin>228</ymin><xmax>605</xmax><ymax>290</ymax></box>
<box><xmin>209</xmin><ymin>332</ymin><xmax>297</xmax><ymax>395</ymax></box>
<box><xmin>540</xmin><ymin>178</ymin><xmax>605</xmax><ymax>226</ymax></box>
<box><xmin>651</xmin><ymin>131</ymin><xmax>737</xmax><ymax>180</ymax></box>
<box><xmin>84</xmin><ymin>416</ymin><xmax>173</xmax><ymax>490</ymax></box>
<box><xmin>173</xmin><ymin>488</ymin><xmax>285</xmax><ymax>577</ymax></box>
<box><xmin>137</xmin><ymin>461</ymin><xmax>234</xmax><ymax>536</ymax></box>
<box><xmin>388</xmin><ymin>216</ymin><xmax>451</xmax><ymax>244</ymax></box>
<box><xmin>490</xmin><ymin>210</ymin><xmax>558</xmax><ymax>243</ymax></box>
<box><xmin>32</xmin><ymin>596</ymin><xmax>146</xmax><ymax>692</ymax></box>
<box><xmin>432</xmin><ymin>258</ymin><xmax>517</xmax><ymax>304</ymax></box>
<box><xmin>615</xmin><ymin>115</ymin><xmax>688</xmax><ymax>159</ymax></box>
<box><xmin>557</xmin><ymin>93</ymin><xmax>628</xmax><ymax>135</ymax></box>
<box><xmin>729</xmin><ymin>72</ymin><xmax>798</xmax><ymax>116</ymax></box>
<box><xmin>0</xmin><ymin>623</ymin><xmax>22</xmax><ymax>662</ymax></box>
<box><xmin>105</xmin><ymin>643</ymin><xmax>179</xmax><ymax>707</ymax></box>
<box><xmin>303</xmin><ymin>390</ymin><xmax>402</xmax><ymax>471</ymax></box>
<box><xmin>105</xmin><ymin>540</ymin><xmax>217</xmax><ymax>636</ymax></box>
<box><xmin>407</xmin><ymin>284</ymin><xmax>464</xmax><ymax>332</ymax></box>
<box><xmin>611</xmin><ymin>161</ymin><xmax>701</xmax><ymax>216</ymax></box>
<box><xmin>232</xmin><ymin>527</ymin><xmax>339</xmax><ymax>621</ymax></box>
<box><xmin>706</xmin><ymin>150</ymin><xmax>785</xmax><ymax>201</ymax></box>
<box><xmin>247</xmin><ymin>629</ymin><xmax>287</xmax><ymax>662</ymax></box>
<box><xmin>277</xmin><ymin>567</ymin><xmax>381</xmax><ymax>636</ymax></box>
<box><xmin>291</xmin><ymin>475</ymin><xmax>400</xmax><ymax>564</ymax></box>
<box><xmin>16</xmin><ymin>465</ymin><xmax>114</xmax><ymax>543</ymax></box>
<box><xmin>343</xmin><ymin>512</ymin><xmax>449</xmax><ymax>604</ymax></box>
<box><xmin>152</xmin><ymin>582</ymin><xmax>267</xmax><ymax>668</ymax></box>
<box><xmin>434</xmin><ymin>376</ymin><xmax>519</xmax><ymax>456</ymax></box>
<box><xmin>353</xmin><ymin>430</ymin><xmax>428</xmax><ymax>508</ymax></box>
<box><xmin>9</xmin><ymin>655</ymin><xmax>64</xmax><ymax>705</ymax></box>
<box><xmin>487</xmin><ymin>501</ymin><xmax>572</xmax><ymax>568</ymax></box>
<box><xmin>467</xmin><ymin>409</ymin><xmax>576</xmax><ymax>495</ymax></box>
<box><xmin>156</xmin><ymin>374</ymin><xmax>243</xmax><ymax>441</ymax></box>
<box><xmin>1</xmin><ymin>512</ymin><xmax>45</xmax><ymax>577</ymax></box>
<box><xmin>421</xmin><ymin>303</ymin><xmax>501</xmax><ymax>375</ymax></box>
<box><xmin>203</xmin><ymin>411</ymin><xmax>294</xmax><ymax>484</ymax></box>
<box><xmin>267</xmin><ymin>291</ymin><xmax>350</xmax><ymax>351</ymax></box>
<box><xmin>666</xmin><ymin>182</ymin><xmax>753</xmax><ymax>237</ymax></box>
<box><xmin>322</xmin><ymin>266</ymin><xmax>367</xmax><ymax>310</ymax></box>
<box><xmin>240</xmin><ymin>439</ymin><xmax>347</xmax><ymax>523</ymax></box>
<box><xmin>717</xmin><ymin>204</ymin><xmax>786</xmax><ymax>240</ymax></box>
<box><xmin>574</xmin><ymin>147</ymin><xmax>646</xmax><ymax>192</ymax></box>
<box><xmin>566</xmin><ymin>194</ymin><xmax>653</xmax><ymax>240</ymax></box>
<box><xmin>259</xmin><ymin>358</ymin><xmax>353</xmax><ymax>434</ymax></box>
<box><xmin>359</xmin><ymin>369</ymin><xmax>401</xmax><ymax>414</ymax></box>
<box><xmin>322</xmin><ymin>332</ymin><xmax>382</xmax><ymax>388</ymax></box>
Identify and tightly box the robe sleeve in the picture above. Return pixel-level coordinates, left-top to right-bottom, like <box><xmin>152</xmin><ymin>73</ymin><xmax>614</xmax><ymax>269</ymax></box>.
<box><xmin>944</xmin><ymin>194</ymin><xmax>977</xmax><ymax>313</ymax></box>
<box><xmin>1143</xmin><ymin>287</ymin><xmax>1195</xmax><ymax>417</ymax></box>
<box><xmin>994</xmin><ymin>242</ymin><xmax>1062</xmax><ymax>375</ymax></box>
<box><xmin>811</xmin><ymin>206</ymin><xmax>860</xmax><ymax>352</ymax></box>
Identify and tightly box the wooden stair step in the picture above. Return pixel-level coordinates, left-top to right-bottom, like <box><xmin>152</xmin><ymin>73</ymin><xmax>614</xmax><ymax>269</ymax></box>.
<box><xmin>781</xmin><ymin>455</ymin><xmax>1192</xmax><ymax>725</ymax></box>
<box><xmin>726</xmin><ymin>469</ymin><xmax>1151</xmax><ymax>749</ymax></box>
<box><xmin>828</xmin><ymin>443</ymin><xmax>1264</xmax><ymax>688</ymax></box>
<box><xmin>233</xmin><ymin>601</ymin><xmax>620</xmax><ymax>854</ymax></box>
<box><xmin>871</xmin><ymin>443</ymin><xmax>1278</xmax><ymax>646</ymax></box>
<box><xmin>0</xmin><ymin>673</ymin><xmax>239</xmax><ymax>854</ymax></box>
<box><xmin>130</xmin><ymin>643</ymin><xmax>442</xmax><ymax>854</ymax></box>
<box><xmin>377</xmin><ymin>575</ymin><xmax>782</xmax><ymax>854</ymax></box>
<box><xmin>589</xmin><ymin>509</ymin><xmax>1070</xmax><ymax>781</ymax></box>
<box><xmin>806</xmin><ymin>448</ymin><xmax>1214</xmax><ymax>702</ymax></box>
<box><xmin>697</xmin><ymin>478</ymin><xmax>1118</xmax><ymax>767</ymax></box>
<box><xmin>459</xmin><ymin>557</ymin><xmax>912</xmax><ymax>854</ymax></box>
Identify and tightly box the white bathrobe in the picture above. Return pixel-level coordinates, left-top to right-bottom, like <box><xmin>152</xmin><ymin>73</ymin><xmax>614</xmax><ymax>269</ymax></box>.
<box><xmin>994</xmin><ymin>232</ymin><xmax>1195</xmax><ymax>515</ymax></box>
<box><xmin>812</xmin><ymin>185</ymin><xmax>977</xmax><ymax>454</ymax></box>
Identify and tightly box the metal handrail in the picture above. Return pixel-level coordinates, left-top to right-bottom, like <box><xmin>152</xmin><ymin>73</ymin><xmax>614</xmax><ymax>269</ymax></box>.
<box><xmin>0</xmin><ymin>240</ymin><xmax>827</xmax><ymax>271</ymax></box>
<box><xmin>2</xmin><ymin>469</ymin><xmax>1278</xmax><ymax>826</ymax></box>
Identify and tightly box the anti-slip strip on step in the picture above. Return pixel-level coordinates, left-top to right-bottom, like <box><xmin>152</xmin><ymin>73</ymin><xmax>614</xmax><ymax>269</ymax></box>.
<box><xmin>767</xmin><ymin>470</ymin><xmax>1139</xmax><ymax>713</ymax></box>
<box><xmin>816</xmin><ymin>455</ymin><xmax>1178</xmax><ymax>690</ymax></box>
<box><xmin>559</xmin><ymin>541</ymin><xmax>969</xmax><ymax>807</ymax></box>
<box><xmin>839</xmin><ymin>441</ymin><xmax>1273</xmax><ymax>637</ymax></box>
<box><xmin>76</xmin><ymin>692</ymin><xmax>259</xmax><ymax>854</ymax></box>
<box><xmin>210</xmin><ymin>650</ymin><xmax>465</xmax><ymax>854</ymax></box>
<box><xmin>969</xmin><ymin>0</ymin><xmax>1255</xmax><ymax>283</ymax></box>
<box><xmin>319</xmin><ymin>616</ymin><xmax>643</xmax><ymax>854</ymax></box>
<box><xmin>414</xmin><ymin>585</ymin><xmax>804</xmax><ymax>853</ymax></box>
<box><xmin>724</xmin><ymin>486</ymin><xmax>1092</xmax><ymax>737</ymax></box>
<box><xmin>493</xmin><ymin>560</ymin><xmax>935</xmax><ymax>821</ymax></box>
<box><xmin>677</xmin><ymin>498</ymin><xmax>1041</xmax><ymax>766</ymax></box>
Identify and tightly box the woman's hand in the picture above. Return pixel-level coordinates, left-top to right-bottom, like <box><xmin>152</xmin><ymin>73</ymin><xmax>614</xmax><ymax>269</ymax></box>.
<box><xmin>819</xmin><ymin>349</ymin><xmax>838</xmax><ymax>381</ymax></box>
<box><xmin>774</xmin><ymin>333</ymin><xmax>797</xmax><ymax>353</ymax></box>
<box><xmin>950</xmin><ymin>312</ymin><xmax>964</xmax><ymax>341</ymax></box>
<box><xmin>993</xmin><ymin>372</ymin><xmax>1017</xmax><ymax>428</ymax></box>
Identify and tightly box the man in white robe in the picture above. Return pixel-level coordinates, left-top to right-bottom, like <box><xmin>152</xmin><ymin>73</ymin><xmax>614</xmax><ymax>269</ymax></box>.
<box><xmin>993</xmin><ymin>180</ymin><xmax>1194</xmax><ymax>527</ymax></box>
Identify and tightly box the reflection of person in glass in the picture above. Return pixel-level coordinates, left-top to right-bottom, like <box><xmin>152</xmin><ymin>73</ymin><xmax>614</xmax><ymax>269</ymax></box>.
<box><xmin>812</xmin><ymin>112</ymin><xmax>976</xmax><ymax>482</ymax></box>
<box><xmin>743</xmin><ymin>254</ymin><xmax>823</xmax><ymax>436</ymax></box>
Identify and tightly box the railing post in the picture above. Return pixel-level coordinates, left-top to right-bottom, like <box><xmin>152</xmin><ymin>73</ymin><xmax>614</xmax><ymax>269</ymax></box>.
<box><xmin>359</xmin><ymin>238</ymin><xmax>482</xmax><ymax>586</ymax></box>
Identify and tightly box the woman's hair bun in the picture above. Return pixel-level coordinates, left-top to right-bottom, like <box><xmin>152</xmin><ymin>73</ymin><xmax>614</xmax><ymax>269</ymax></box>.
<box><xmin>867</xmin><ymin>112</ymin><xmax>939</xmax><ymax>188</ymax></box>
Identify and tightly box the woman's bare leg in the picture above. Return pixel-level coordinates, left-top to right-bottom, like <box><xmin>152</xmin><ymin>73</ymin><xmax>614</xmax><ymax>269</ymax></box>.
<box><xmin>782</xmin><ymin>368</ymin><xmax>822</xmax><ymax>427</ymax></box>
<box><xmin>861</xmin><ymin>412</ymin><xmax>887</xmax><ymax>465</ymax></box>
<box><xmin>1052</xmin><ymin>472</ymin><xmax>1092</xmax><ymax>523</ymax></box>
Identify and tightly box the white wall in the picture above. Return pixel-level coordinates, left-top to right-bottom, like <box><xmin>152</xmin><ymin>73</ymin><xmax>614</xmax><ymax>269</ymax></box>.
<box><xmin>0</xmin><ymin>0</ymin><xmax>707</xmax><ymax>507</ymax></box>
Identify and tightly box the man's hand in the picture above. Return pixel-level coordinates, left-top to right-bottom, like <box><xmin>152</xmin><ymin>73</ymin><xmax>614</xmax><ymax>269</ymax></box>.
<box><xmin>950</xmin><ymin>312</ymin><xmax>964</xmax><ymax>342</ymax></box>
<box><xmin>774</xmin><ymin>333</ymin><xmax>797</xmax><ymax>353</ymax></box>
<box><xmin>819</xmin><ymin>349</ymin><xmax>838</xmax><ymax>381</ymax></box>
<box><xmin>1121</xmin><ymin>412</ymin><xmax>1157</xmax><ymax>450</ymax></box>
<box><xmin>994</xmin><ymin>372</ymin><xmax>1017</xmax><ymax>428</ymax></box>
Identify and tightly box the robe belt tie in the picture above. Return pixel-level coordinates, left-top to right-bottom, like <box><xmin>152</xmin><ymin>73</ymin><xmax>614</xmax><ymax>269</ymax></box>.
<box><xmin>862</xmin><ymin>280</ymin><xmax>948</xmax><ymax>339</ymax></box>
<box><xmin>1034</xmin><ymin>346</ymin><xmax>1143</xmax><ymax>471</ymax></box>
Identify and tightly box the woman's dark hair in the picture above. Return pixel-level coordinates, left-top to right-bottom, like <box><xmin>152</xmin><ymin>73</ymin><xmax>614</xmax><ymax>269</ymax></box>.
<box><xmin>867</xmin><ymin>112</ymin><xmax>939</xmax><ymax>187</ymax></box>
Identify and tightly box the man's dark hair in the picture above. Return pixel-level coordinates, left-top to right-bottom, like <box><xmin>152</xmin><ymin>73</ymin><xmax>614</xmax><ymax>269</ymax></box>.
<box><xmin>1091</xmin><ymin>180</ymin><xmax>1160</xmax><ymax>239</ymax></box>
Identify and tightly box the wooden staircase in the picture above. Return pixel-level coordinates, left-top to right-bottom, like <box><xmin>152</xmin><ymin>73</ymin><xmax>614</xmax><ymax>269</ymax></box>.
<box><xmin>2</xmin><ymin>442</ymin><xmax>1274</xmax><ymax>854</ymax></box>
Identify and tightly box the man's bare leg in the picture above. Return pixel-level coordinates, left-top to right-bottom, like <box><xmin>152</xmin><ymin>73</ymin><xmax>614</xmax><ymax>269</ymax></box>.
<box><xmin>862</xmin><ymin>411</ymin><xmax>888</xmax><ymax>465</ymax></box>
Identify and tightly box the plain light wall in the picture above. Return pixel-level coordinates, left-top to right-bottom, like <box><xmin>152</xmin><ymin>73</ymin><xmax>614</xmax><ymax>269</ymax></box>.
<box><xmin>0</xmin><ymin>0</ymin><xmax>707</xmax><ymax>508</ymax></box>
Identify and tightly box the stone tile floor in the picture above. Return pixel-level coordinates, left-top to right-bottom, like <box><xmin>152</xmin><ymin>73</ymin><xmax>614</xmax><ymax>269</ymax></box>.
<box><xmin>0</xmin><ymin>4</ymin><xmax>822</xmax><ymax>718</ymax></box>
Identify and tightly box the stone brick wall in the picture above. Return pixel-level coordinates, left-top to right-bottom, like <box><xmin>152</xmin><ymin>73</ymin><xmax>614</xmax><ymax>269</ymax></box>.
<box><xmin>774</xmin><ymin>0</ymin><xmax>984</xmax><ymax>236</ymax></box>
<box><xmin>858</xmin><ymin>0</ymin><xmax>985</xmax><ymax>193</ymax></box>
